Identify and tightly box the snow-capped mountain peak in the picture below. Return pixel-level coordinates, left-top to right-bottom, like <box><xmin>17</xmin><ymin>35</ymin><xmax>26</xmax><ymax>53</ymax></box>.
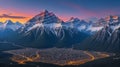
<box><xmin>68</xmin><ymin>17</ymin><xmax>80</xmax><ymax>22</ymax></box>
<box><xmin>39</xmin><ymin>9</ymin><xmax>49</xmax><ymax>16</ymax></box>
<box><xmin>15</xmin><ymin>21</ymin><xmax>22</xmax><ymax>25</ymax></box>
<box><xmin>4</xmin><ymin>20</ymin><xmax>14</xmax><ymax>25</ymax></box>
<box><xmin>27</xmin><ymin>10</ymin><xmax>61</xmax><ymax>24</ymax></box>
<box><xmin>0</xmin><ymin>20</ymin><xmax>23</xmax><ymax>31</ymax></box>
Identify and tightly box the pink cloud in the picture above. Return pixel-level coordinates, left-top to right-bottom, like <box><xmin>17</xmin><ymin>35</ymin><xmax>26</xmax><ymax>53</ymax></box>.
<box><xmin>0</xmin><ymin>14</ymin><xmax>26</xmax><ymax>19</ymax></box>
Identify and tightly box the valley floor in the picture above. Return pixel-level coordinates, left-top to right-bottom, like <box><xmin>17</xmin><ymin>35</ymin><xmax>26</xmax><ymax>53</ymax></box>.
<box><xmin>2</xmin><ymin>48</ymin><xmax>114</xmax><ymax>66</ymax></box>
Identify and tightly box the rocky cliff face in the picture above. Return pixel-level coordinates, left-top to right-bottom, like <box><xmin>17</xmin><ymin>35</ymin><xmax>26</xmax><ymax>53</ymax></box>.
<box><xmin>75</xmin><ymin>16</ymin><xmax>120</xmax><ymax>52</ymax></box>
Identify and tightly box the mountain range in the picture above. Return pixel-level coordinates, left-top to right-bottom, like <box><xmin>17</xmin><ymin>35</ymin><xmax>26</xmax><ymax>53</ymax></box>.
<box><xmin>0</xmin><ymin>10</ymin><xmax>120</xmax><ymax>52</ymax></box>
<box><xmin>75</xmin><ymin>16</ymin><xmax>120</xmax><ymax>52</ymax></box>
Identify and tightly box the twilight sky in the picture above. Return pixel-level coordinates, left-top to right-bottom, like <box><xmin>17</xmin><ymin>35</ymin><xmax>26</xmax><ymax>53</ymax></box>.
<box><xmin>0</xmin><ymin>0</ymin><xmax>120</xmax><ymax>23</ymax></box>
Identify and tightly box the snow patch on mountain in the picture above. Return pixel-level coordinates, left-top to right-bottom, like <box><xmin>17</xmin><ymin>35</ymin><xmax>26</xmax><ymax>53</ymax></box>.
<box><xmin>78</xmin><ymin>25</ymin><xmax>86</xmax><ymax>31</ymax></box>
<box><xmin>27</xmin><ymin>23</ymin><xmax>44</xmax><ymax>31</ymax></box>
<box><xmin>110</xmin><ymin>24</ymin><xmax>120</xmax><ymax>31</ymax></box>
<box><xmin>87</xmin><ymin>26</ymin><xmax>103</xmax><ymax>32</ymax></box>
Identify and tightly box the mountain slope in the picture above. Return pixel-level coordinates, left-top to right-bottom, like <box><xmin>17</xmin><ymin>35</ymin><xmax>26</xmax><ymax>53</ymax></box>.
<box><xmin>0</xmin><ymin>20</ymin><xmax>23</xmax><ymax>42</ymax></box>
<box><xmin>75</xmin><ymin>16</ymin><xmax>120</xmax><ymax>52</ymax></box>
<box><xmin>17</xmin><ymin>10</ymin><xmax>91</xmax><ymax>48</ymax></box>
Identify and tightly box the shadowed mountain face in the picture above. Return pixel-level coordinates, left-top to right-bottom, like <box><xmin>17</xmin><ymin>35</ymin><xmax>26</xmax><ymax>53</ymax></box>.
<box><xmin>0</xmin><ymin>10</ymin><xmax>94</xmax><ymax>48</ymax></box>
<box><xmin>17</xmin><ymin>10</ymin><xmax>91</xmax><ymax>48</ymax></box>
<box><xmin>0</xmin><ymin>21</ymin><xmax>22</xmax><ymax>42</ymax></box>
<box><xmin>0</xmin><ymin>10</ymin><xmax>120</xmax><ymax>51</ymax></box>
<box><xmin>75</xmin><ymin>16</ymin><xmax>120</xmax><ymax>53</ymax></box>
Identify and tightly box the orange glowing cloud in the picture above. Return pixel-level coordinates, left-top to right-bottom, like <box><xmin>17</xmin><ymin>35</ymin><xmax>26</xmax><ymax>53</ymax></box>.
<box><xmin>0</xmin><ymin>8</ymin><xmax>32</xmax><ymax>24</ymax></box>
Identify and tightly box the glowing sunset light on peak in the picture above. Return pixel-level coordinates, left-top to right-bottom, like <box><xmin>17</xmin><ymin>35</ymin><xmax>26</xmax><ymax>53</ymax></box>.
<box><xmin>112</xmin><ymin>16</ymin><xmax>119</xmax><ymax>19</ymax></box>
<box><xmin>0</xmin><ymin>0</ymin><xmax>120</xmax><ymax>23</ymax></box>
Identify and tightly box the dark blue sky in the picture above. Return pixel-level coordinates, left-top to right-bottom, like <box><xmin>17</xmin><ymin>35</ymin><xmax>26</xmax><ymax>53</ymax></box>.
<box><xmin>0</xmin><ymin>0</ymin><xmax>120</xmax><ymax>23</ymax></box>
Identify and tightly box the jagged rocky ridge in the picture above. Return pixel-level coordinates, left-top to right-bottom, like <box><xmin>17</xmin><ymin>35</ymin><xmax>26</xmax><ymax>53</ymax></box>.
<box><xmin>0</xmin><ymin>10</ymin><xmax>95</xmax><ymax>48</ymax></box>
<box><xmin>75</xmin><ymin>16</ymin><xmax>120</xmax><ymax>52</ymax></box>
<box><xmin>1</xmin><ymin>10</ymin><xmax>120</xmax><ymax>51</ymax></box>
<box><xmin>0</xmin><ymin>20</ymin><xmax>23</xmax><ymax>42</ymax></box>
<box><xmin>17</xmin><ymin>10</ymin><xmax>91</xmax><ymax>48</ymax></box>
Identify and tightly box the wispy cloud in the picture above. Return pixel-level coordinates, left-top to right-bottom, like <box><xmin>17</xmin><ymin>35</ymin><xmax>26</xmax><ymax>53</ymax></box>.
<box><xmin>0</xmin><ymin>14</ymin><xmax>26</xmax><ymax>19</ymax></box>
